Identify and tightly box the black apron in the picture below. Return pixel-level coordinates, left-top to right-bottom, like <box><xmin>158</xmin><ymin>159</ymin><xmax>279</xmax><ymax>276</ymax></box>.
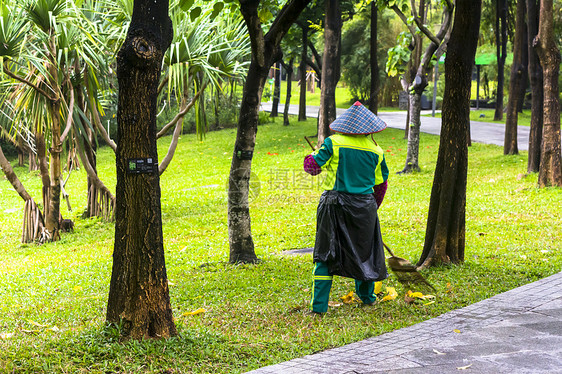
<box><xmin>313</xmin><ymin>190</ymin><xmax>388</xmax><ymax>282</ymax></box>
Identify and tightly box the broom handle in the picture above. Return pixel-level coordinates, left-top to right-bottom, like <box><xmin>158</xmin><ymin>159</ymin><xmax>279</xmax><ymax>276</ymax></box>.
<box><xmin>383</xmin><ymin>242</ymin><xmax>396</xmax><ymax>257</ymax></box>
<box><xmin>304</xmin><ymin>136</ymin><xmax>316</xmax><ymax>151</ymax></box>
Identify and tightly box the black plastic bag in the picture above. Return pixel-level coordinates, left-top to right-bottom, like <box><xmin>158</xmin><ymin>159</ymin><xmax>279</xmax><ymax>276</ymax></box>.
<box><xmin>313</xmin><ymin>191</ymin><xmax>388</xmax><ymax>282</ymax></box>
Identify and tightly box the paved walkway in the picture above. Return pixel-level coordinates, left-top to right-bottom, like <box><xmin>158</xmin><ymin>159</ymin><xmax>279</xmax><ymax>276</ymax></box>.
<box><xmin>247</xmin><ymin>103</ymin><xmax>561</xmax><ymax>373</ymax></box>
<box><xmin>246</xmin><ymin>271</ymin><xmax>562</xmax><ymax>374</ymax></box>
<box><xmin>260</xmin><ymin>103</ymin><xmax>532</xmax><ymax>150</ymax></box>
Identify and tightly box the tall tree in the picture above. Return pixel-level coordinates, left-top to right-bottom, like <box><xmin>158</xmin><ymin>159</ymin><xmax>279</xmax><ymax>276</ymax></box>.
<box><xmin>526</xmin><ymin>0</ymin><xmax>543</xmax><ymax>173</ymax></box>
<box><xmin>0</xmin><ymin>0</ymin><xmax>110</xmax><ymax>241</ymax></box>
<box><xmin>270</xmin><ymin>62</ymin><xmax>281</xmax><ymax>117</ymax></box>
<box><xmin>533</xmin><ymin>0</ymin><xmax>562</xmax><ymax>187</ymax></box>
<box><xmin>106</xmin><ymin>0</ymin><xmax>177</xmax><ymax>340</ymax></box>
<box><xmin>418</xmin><ymin>0</ymin><xmax>482</xmax><ymax>268</ymax></box>
<box><xmin>504</xmin><ymin>0</ymin><xmax>527</xmax><ymax>155</ymax></box>
<box><xmin>493</xmin><ymin>0</ymin><xmax>508</xmax><ymax>121</ymax></box>
<box><xmin>384</xmin><ymin>0</ymin><xmax>454</xmax><ymax>173</ymax></box>
<box><xmin>368</xmin><ymin>1</ymin><xmax>380</xmax><ymax>114</ymax></box>
<box><xmin>298</xmin><ymin>21</ymin><xmax>309</xmax><ymax>121</ymax></box>
<box><xmin>228</xmin><ymin>0</ymin><xmax>312</xmax><ymax>263</ymax></box>
<box><xmin>281</xmin><ymin>58</ymin><xmax>295</xmax><ymax>126</ymax></box>
<box><xmin>316</xmin><ymin>0</ymin><xmax>341</xmax><ymax>147</ymax></box>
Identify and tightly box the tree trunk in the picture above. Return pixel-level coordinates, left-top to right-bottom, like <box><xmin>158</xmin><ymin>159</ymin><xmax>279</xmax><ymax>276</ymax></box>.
<box><xmin>76</xmin><ymin>79</ymin><xmax>103</xmax><ymax>219</ymax></box>
<box><xmin>368</xmin><ymin>2</ymin><xmax>379</xmax><ymax>114</ymax></box>
<box><xmin>270</xmin><ymin>62</ymin><xmax>281</xmax><ymax>117</ymax></box>
<box><xmin>35</xmin><ymin>133</ymin><xmax>51</xmax><ymax>222</ymax></box>
<box><xmin>0</xmin><ymin>145</ymin><xmax>31</xmax><ymax>201</ymax></box>
<box><xmin>394</xmin><ymin>0</ymin><xmax>453</xmax><ymax>173</ymax></box>
<box><xmin>419</xmin><ymin>0</ymin><xmax>481</xmax><ymax>269</ymax></box>
<box><xmin>228</xmin><ymin>0</ymin><xmax>311</xmax><ymax>264</ymax></box>
<box><xmin>526</xmin><ymin>0</ymin><xmax>543</xmax><ymax>173</ymax></box>
<box><xmin>0</xmin><ymin>144</ymin><xmax>46</xmax><ymax>242</ymax></box>
<box><xmin>517</xmin><ymin>26</ymin><xmax>529</xmax><ymax>114</ymax></box>
<box><xmin>228</xmin><ymin>61</ymin><xmax>263</xmax><ymax>264</ymax></box>
<box><xmin>317</xmin><ymin>0</ymin><xmax>341</xmax><ymax>147</ymax></box>
<box><xmin>28</xmin><ymin>149</ymin><xmax>38</xmax><ymax>171</ymax></box>
<box><xmin>106</xmin><ymin>0</ymin><xmax>176</xmax><ymax>340</ymax></box>
<box><xmin>282</xmin><ymin>58</ymin><xmax>294</xmax><ymax>126</ymax></box>
<box><xmin>42</xmin><ymin>34</ymin><xmax>63</xmax><ymax>240</ymax></box>
<box><xmin>298</xmin><ymin>24</ymin><xmax>308</xmax><ymax>121</ymax></box>
<box><xmin>504</xmin><ymin>0</ymin><xmax>526</xmax><ymax>155</ymax></box>
<box><xmin>402</xmin><ymin>91</ymin><xmax>423</xmax><ymax>173</ymax></box>
<box><xmin>494</xmin><ymin>0</ymin><xmax>507</xmax><ymax>121</ymax></box>
<box><xmin>402</xmin><ymin>0</ymin><xmax>424</xmax><ymax>141</ymax></box>
<box><xmin>534</xmin><ymin>0</ymin><xmax>562</xmax><ymax>187</ymax></box>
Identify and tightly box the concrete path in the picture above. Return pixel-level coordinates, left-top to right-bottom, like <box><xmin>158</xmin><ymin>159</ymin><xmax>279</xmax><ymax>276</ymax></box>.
<box><xmin>246</xmin><ymin>271</ymin><xmax>562</xmax><ymax>374</ymax></box>
<box><xmin>260</xmin><ymin>103</ymin><xmax>531</xmax><ymax>150</ymax></box>
<box><xmin>247</xmin><ymin>103</ymin><xmax>562</xmax><ymax>374</ymax></box>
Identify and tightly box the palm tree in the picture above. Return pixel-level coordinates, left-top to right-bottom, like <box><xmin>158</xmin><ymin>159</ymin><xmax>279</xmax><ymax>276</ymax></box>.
<box><xmin>0</xmin><ymin>0</ymin><xmax>251</xmax><ymax>242</ymax></box>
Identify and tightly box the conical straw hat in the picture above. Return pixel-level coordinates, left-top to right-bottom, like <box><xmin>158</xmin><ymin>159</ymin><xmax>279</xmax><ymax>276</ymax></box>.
<box><xmin>329</xmin><ymin>101</ymin><xmax>387</xmax><ymax>134</ymax></box>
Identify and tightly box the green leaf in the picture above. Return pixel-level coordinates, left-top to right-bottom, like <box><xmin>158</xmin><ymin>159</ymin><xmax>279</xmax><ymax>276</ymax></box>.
<box><xmin>190</xmin><ymin>6</ymin><xmax>201</xmax><ymax>22</ymax></box>
<box><xmin>258</xmin><ymin>9</ymin><xmax>273</xmax><ymax>23</ymax></box>
<box><xmin>179</xmin><ymin>0</ymin><xmax>194</xmax><ymax>12</ymax></box>
<box><xmin>210</xmin><ymin>2</ymin><xmax>223</xmax><ymax>20</ymax></box>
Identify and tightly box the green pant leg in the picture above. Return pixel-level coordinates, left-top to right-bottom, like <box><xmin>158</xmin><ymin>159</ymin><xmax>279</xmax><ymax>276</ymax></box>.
<box><xmin>355</xmin><ymin>279</ymin><xmax>376</xmax><ymax>304</ymax></box>
<box><xmin>311</xmin><ymin>262</ymin><xmax>333</xmax><ymax>313</ymax></box>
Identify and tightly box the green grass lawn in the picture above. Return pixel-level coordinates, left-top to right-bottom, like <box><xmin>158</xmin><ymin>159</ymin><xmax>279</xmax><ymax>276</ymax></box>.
<box><xmin>263</xmin><ymin>80</ymin><xmax>355</xmax><ymax>108</ymax></box>
<box><xmin>0</xmin><ymin>117</ymin><xmax>561</xmax><ymax>373</ymax></box>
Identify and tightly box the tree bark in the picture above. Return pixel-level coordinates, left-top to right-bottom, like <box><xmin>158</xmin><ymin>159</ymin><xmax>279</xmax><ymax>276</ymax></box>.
<box><xmin>317</xmin><ymin>0</ymin><xmax>341</xmax><ymax>147</ymax></box>
<box><xmin>526</xmin><ymin>0</ymin><xmax>543</xmax><ymax>173</ymax></box>
<box><xmin>106</xmin><ymin>0</ymin><xmax>176</xmax><ymax>340</ymax></box>
<box><xmin>504</xmin><ymin>0</ymin><xmax>527</xmax><ymax>155</ymax></box>
<box><xmin>418</xmin><ymin>0</ymin><xmax>481</xmax><ymax>269</ymax></box>
<box><xmin>270</xmin><ymin>62</ymin><xmax>281</xmax><ymax>117</ymax></box>
<box><xmin>44</xmin><ymin>35</ymin><xmax>62</xmax><ymax>239</ymax></box>
<box><xmin>368</xmin><ymin>2</ymin><xmax>379</xmax><ymax>114</ymax></box>
<box><xmin>282</xmin><ymin>58</ymin><xmax>294</xmax><ymax>126</ymax></box>
<box><xmin>534</xmin><ymin>0</ymin><xmax>562</xmax><ymax>187</ymax></box>
<box><xmin>494</xmin><ymin>0</ymin><xmax>507</xmax><ymax>121</ymax></box>
<box><xmin>228</xmin><ymin>0</ymin><xmax>311</xmax><ymax>264</ymax></box>
<box><xmin>298</xmin><ymin>23</ymin><xmax>308</xmax><ymax>121</ymax></box>
<box><xmin>35</xmin><ymin>133</ymin><xmax>51</xmax><ymax>222</ymax></box>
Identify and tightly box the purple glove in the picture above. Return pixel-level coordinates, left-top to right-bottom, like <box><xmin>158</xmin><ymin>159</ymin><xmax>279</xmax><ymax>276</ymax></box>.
<box><xmin>303</xmin><ymin>154</ymin><xmax>322</xmax><ymax>176</ymax></box>
<box><xmin>373</xmin><ymin>180</ymin><xmax>388</xmax><ymax>207</ymax></box>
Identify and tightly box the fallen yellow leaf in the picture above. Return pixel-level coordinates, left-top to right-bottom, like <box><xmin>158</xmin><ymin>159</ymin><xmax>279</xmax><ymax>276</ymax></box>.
<box><xmin>182</xmin><ymin>308</ymin><xmax>206</xmax><ymax>317</ymax></box>
<box><xmin>381</xmin><ymin>287</ymin><xmax>398</xmax><ymax>301</ymax></box>
<box><xmin>453</xmin><ymin>329</ymin><xmax>461</xmax><ymax>333</ymax></box>
<box><xmin>73</xmin><ymin>286</ymin><xmax>82</xmax><ymax>293</ymax></box>
<box><xmin>26</xmin><ymin>320</ymin><xmax>48</xmax><ymax>328</ymax></box>
<box><xmin>340</xmin><ymin>291</ymin><xmax>355</xmax><ymax>304</ymax></box>
<box><xmin>406</xmin><ymin>290</ymin><xmax>435</xmax><ymax>300</ymax></box>
<box><xmin>374</xmin><ymin>282</ymin><xmax>382</xmax><ymax>294</ymax></box>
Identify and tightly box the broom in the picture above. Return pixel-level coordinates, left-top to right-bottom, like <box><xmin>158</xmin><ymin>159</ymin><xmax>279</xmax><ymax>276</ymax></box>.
<box><xmin>383</xmin><ymin>242</ymin><xmax>435</xmax><ymax>291</ymax></box>
<box><xmin>303</xmin><ymin>136</ymin><xmax>435</xmax><ymax>290</ymax></box>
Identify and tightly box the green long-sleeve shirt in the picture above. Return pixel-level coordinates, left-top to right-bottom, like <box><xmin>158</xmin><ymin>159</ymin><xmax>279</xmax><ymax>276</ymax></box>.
<box><xmin>313</xmin><ymin>134</ymin><xmax>389</xmax><ymax>194</ymax></box>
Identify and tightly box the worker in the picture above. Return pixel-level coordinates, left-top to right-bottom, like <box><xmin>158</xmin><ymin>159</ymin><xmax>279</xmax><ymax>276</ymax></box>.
<box><xmin>303</xmin><ymin>101</ymin><xmax>389</xmax><ymax>314</ymax></box>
